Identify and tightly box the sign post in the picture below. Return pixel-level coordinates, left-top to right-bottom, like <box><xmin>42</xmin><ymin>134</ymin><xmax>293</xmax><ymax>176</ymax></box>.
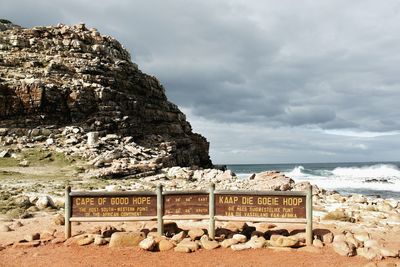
<box><xmin>65</xmin><ymin>186</ymin><xmax>72</xmax><ymax>239</ymax></box>
<box><xmin>157</xmin><ymin>184</ymin><xmax>164</xmax><ymax>236</ymax></box>
<box><xmin>208</xmin><ymin>183</ymin><xmax>215</xmax><ymax>240</ymax></box>
<box><xmin>306</xmin><ymin>185</ymin><xmax>313</xmax><ymax>245</ymax></box>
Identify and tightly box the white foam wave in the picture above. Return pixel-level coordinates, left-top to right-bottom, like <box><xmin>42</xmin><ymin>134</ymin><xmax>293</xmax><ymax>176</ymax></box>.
<box><xmin>331</xmin><ymin>164</ymin><xmax>400</xmax><ymax>179</ymax></box>
<box><xmin>285</xmin><ymin>164</ymin><xmax>400</xmax><ymax>193</ymax></box>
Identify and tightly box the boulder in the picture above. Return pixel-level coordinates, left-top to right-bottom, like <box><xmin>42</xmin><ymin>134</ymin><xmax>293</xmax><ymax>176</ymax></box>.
<box><xmin>353</xmin><ymin>232</ymin><xmax>370</xmax><ymax>242</ymax></box>
<box><xmin>356</xmin><ymin>247</ymin><xmax>382</xmax><ymax>260</ymax></box>
<box><xmin>379</xmin><ymin>247</ymin><xmax>399</xmax><ymax>258</ymax></box>
<box><xmin>87</xmin><ymin>132</ymin><xmax>99</xmax><ymax>147</ymax></box>
<box><xmin>223</xmin><ymin>221</ymin><xmax>246</xmax><ymax>232</ymax></box>
<box><xmin>232</xmin><ymin>234</ymin><xmax>247</xmax><ymax>243</ymax></box>
<box><xmin>321</xmin><ymin>232</ymin><xmax>334</xmax><ymax>244</ymax></box>
<box><xmin>253</xmin><ymin>171</ymin><xmax>294</xmax><ymax>191</ymax></box>
<box><xmin>158</xmin><ymin>239</ymin><xmax>175</xmax><ymax>251</ymax></box>
<box><xmin>247</xmin><ymin>236</ymin><xmax>266</xmax><ymax>249</ymax></box>
<box><xmin>171</xmin><ymin>231</ymin><xmax>186</xmax><ymax>242</ymax></box>
<box><xmin>174</xmin><ymin>246</ymin><xmax>191</xmax><ymax>253</ymax></box>
<box><xmin>24</xmin><ymin>233</ymin><xmax>40</xmax><ymax>242</ymax></box>
<box><xmin>53</xmin><ymin>214</ymin><xmax>65</xmax><ymax>226</ymax></box>
<box><xmin>313</xmin><ymin>238</ymin><xmax>324</xmax><ymax>248</ymax></box>
<box><xmin>77</xmin><ymin>236</ymin><xmax>94</xmax><ymax>246</ymax></box>
<box><xmin>269</xmin><ymin>235</ymin><xmax>299</xmax><ymax>247</ymax></box>
<box><xmin>36</xmin><ymin>196</ymin><xmax>55</xmax><ymax>209</ymax></box>
<box><xmin>200</xmin><ymin>235</ymin><xmax>220</xmax><ymax>250</ymax></box>
<box><xmin>175</xmin><ymin>240</ymin><xmax>199</xmax><ymax>252</ymax></box>
<box><xmin>139</xmin><ymin>237</ymin><xmax>156</xmax><ymax>251</ymax></box>
<box><xmin>332</xmin><ymin>241</ymin><xmax>356</xmax><ymax>257</ymax></box>
<box><xmin>188</xmin><ymin>228</ymin><xmax>204</xmax><ymax>240</ymax></box>
<box><xmin>40</xmin><ymin>229</ymin><xmax>56</xmax><ymax>239</ymax></box>
<box><xmin>364</xmin><ymin>239</ymin><xmax>380</xmax><ymax>248</ymax></box>
<box><xmin>109</xmin><ymin>232</ymin><xmax>145</xmax><ymax>248</ymax></box>
<box><xmin>221</xmin><ymin>238</ymin><xmax>238</xmax><ymax>248</ymax></box>
<box><xmin>94</xmin><ymin>235</ymin><xmax>108</xmax><ymax>246</ymax></box>
<box><xmin>231</xmin><ymin>243</ymin><xmax>251</xmax><ymax>251</ymax></box>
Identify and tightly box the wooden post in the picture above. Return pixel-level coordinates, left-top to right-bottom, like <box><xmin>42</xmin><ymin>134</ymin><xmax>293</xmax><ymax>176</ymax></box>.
<box><xmin>157</xmin><ymin>184</ymin><xmax>164</xmax><ymax>236</ymax></box>
<box><xmin>65</xmin><ymin>186</ymin><xmax>72</xmax><ymax>239</ymax></box>
<box><xmin>306</xmin><ymin>185</ymin><xmax>313</xmax><ymax>246</ymax></box>
<box><xmin>208</xmin><ymin>183</ymin><xmax>215</xmax><ymax>240</ymax></box>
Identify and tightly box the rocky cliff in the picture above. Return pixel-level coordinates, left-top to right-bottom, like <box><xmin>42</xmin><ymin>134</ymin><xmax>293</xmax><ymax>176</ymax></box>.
<box><xmin>0</xmin><ymin>21</ymin><xmax>212</xmax><ymax>170</ymax></box>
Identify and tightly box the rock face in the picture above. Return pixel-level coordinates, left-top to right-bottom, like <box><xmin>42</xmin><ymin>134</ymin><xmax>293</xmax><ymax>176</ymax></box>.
<box><xmin>0</xmin><ymin>21</ymin><xmax>212</xmax><ymax>169</ymax></box>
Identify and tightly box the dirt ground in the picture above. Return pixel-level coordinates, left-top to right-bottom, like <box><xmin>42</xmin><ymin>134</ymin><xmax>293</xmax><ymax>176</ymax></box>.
<box><xmin>2</xmin><ymin>245</ymin><xmax>399</xmax><ymax>267</ymax></box>
<box><xmin>0</xmin><ymin>215</ymin><xmax>399</xmax><ymax>267</ymax></box>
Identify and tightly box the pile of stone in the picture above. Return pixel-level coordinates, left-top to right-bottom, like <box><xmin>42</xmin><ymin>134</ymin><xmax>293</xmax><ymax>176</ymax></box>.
<box><xmin>332</xmin><ymin>231</ymin><xmax>399</xmax><ymax>260</ymax></box>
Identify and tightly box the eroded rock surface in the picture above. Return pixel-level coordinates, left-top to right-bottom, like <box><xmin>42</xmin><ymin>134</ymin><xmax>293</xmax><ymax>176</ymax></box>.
<box><xmin>0</xmin><ymin>21</ymin><xmax>212</xmax><ymax>174</ymax></box>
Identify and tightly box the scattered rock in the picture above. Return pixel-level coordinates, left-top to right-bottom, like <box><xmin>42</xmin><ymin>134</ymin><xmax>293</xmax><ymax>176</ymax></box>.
<box><xmin>175</xmin><ymin>240</ymin><xmax>199</xmax><ymax>252</ymax></box>
<box><xmin>231</xmin><ymin>243</ymin><xmax>250</xmax><ymax>251</ymax></box>
<box><xmin>18</xmin><ymin>160</ymin><xmax>30</xmax><ymax>167</ymax></box>
<box><xmin>232</xmin><ymin>234</ymin><xmax>247</xmax><ymax>243</ymax></box>
<box><xmin>94</xmin><ymin>236</ymin><xmax>108</xmax><ymax>246</ymax></box>
<box><xmin>246</xmin><ymin>236</ymin><xmax>266</xmax><ymax>249</ymax></box>
<box><xmin>0</xmin><ymin>225</ymin><xmax>11</xmax><ymax>232</ymax></box>
<box><xmin>109</xmin><ymin>232</ymin><xmax>145</xmax><ymax>248</ymax></box>
<box><xmin>13</xmin><ymin>241</ymin><xmax>40</xmax><ymax>248</ymax></box>
<box><xmin>221</xmin><ymin>238</ymin><xmax>238</xmax><ymax>248</ymax></box>
<box><xmin>139</xmin><ymin>237</ymin><xmax>156</xmax><ymax>251</ymax></box>
<box><xmin>77</xmin><ymin>236</ymin><xmax>94</xmax><ymax>246</ymax></box>
<box><xmin>332</xmin><ymin>241</ymin><xmax>356</xmax><ymax>257</ymax></box>
<box><xmin>158</xmin><ymin>239</ymin><xmax>175</xmax><ymax>251</ymax></box>
<box><xmin>53</xmin><ymin>214</ymin><xmax>65</xmax><ymax>225</ymax></box>
<box><xmin>379</xmin><ymin>247</ymin><xmax>399</xmax><ymax>258</ymax></box>
<box><xmin>188</xmin><ymin>228</ymin><xmax>204</xmax><ymax>240</ymax></box>
<box><xmin>200</xmin><ymin>235</ymin><xmax>220</xmax><ymax>250</ymax></box>
<box><xmin>269</xmin><ymin>235</ymin><xmax>299</xmax><ymax>247</ymax></box>
<box><xmin>51</xmin><ymin>238</ymin><xmax>66</xmax><ymax>244</ymax></box>
<box><xmin>313</xmin><ymin>238</ymin><xmax>324</xmax><ymax>248</ymax></box>
<box><xmin>24</xmin><ymin>233</ymin><xmax>40</xmax><ymax>242</ymax></box>
<box><xmin>171</xmin><ymin>231</ymin><xmax>186</xmax><ymax>242</ymax></box>
<box><xmin>36</xmin><ymin>196</ymin><xmax>55</xmax><ymax>210</ymax></box>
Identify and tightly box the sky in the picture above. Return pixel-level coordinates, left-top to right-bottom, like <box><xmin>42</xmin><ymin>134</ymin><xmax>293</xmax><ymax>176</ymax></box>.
<box><xmin>2</xmin><ymin>0</ymin><xmax>400</xmax><ymax>164</ymax></box>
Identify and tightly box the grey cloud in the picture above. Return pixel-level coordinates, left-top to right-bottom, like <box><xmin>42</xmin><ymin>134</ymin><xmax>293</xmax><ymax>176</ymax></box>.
<box><xmin>2</xmin><ymin>0</ymin><xmax>400</xmax><ymax>162</ymax></box>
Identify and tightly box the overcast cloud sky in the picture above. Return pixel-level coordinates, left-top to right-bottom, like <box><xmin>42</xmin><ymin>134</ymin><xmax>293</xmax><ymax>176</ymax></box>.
<box><xmin>3</xmin><ymin>0</ymin><xmax>400</xmax><ymax>164</ymax></box>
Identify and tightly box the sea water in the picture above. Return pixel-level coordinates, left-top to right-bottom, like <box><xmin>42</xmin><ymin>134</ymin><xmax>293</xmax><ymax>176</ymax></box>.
<box><xmin>227</xmin><ymin>162</ymin><xmax>400</xmax><ymax>199</ymax></box>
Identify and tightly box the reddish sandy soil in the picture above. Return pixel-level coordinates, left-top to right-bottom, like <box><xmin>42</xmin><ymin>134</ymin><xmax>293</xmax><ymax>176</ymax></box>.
<box><xmin>1</xmin><ymin>245</ymin><xmax>399</xmax><ymax>267</ymax></box>
<box><xmin>0</xmin><ymin>216</ymin><xmax>399</xmax><ymax>267</ymax></box>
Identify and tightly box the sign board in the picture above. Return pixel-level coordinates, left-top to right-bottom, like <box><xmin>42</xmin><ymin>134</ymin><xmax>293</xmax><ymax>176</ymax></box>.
<box><xmin>71</xmin><ymin>195</ymin><xmax>157</xmax><ymax>217</ymax></box>
<box><xmin>215</xmin><ymin>194</ymin><xmax>306</xmax><ymax>219</ymax></box>
<box><xmin>65</xmin><ymin>184</ymin><xmax>313</xmax><ymax>245</ymax></box>
<box><xmin>164</xmin><ymin>194</ymin><xmax>209</xmax><ymax>216</ymax></box>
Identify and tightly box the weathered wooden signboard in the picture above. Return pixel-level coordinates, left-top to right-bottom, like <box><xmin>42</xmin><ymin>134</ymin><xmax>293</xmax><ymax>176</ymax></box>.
<box><xmin>65</xmin><ymin>184</ymin><xmax>313</xmax><ymax>245</ymax></box>
<box><xmin>71</xmin><ymin>195</ymin><xmax>157</xmax><ymax>217</ymax></box>
<box><xmin>215</xmin><ymin>193</ymin><xmax>306</xmax><ymax>220</ymax></box>
<box><xmin>163</xmin><ymin>193</ymin><xmax>209</xmax><ymax>216</ymax></box>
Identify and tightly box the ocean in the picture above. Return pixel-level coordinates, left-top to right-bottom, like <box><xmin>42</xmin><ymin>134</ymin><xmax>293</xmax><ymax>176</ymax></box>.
<box><xmin>227</xmin><ymin>162</ymin><xmax>400</xmax><ymax>199</ymax></box>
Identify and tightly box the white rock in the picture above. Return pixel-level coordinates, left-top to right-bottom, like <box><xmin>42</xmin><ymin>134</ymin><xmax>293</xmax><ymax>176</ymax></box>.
<box><xmin>232</xmin><ymin>234</ymin><xmax>247</xmax><ymax>243</ymax></box>
<box><xmin>36</xmin><ymin>196</ymin><xmax>55</xmax><ymax>209</ymax></box>
<box><xmin>139</xmin><ymin>237</ymin><xmax>156</xmax><ymax>251</ymax></box>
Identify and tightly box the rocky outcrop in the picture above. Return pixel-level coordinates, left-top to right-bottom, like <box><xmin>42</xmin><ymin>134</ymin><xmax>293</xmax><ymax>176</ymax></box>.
<box><xmin>0</xmin><ymin>21</ymin><xmax>212</xmax><ymax>168</ymax></box>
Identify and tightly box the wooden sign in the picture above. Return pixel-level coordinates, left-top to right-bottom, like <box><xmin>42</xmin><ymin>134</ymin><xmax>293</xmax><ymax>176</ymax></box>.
<box><xmin>164</xmin><ymin>194</ymin><xmax>209</xmax><ymax>215</ymax></box>
<box><xmin>65</xmin><ymin>185</ymin><xmax>313</xmax><ymax>245</ymax></box>
<box><xmin>215</xmin><ymin>194</ymin><xmax>306</xmax><ymax>219</ymax></box>
<box><xmin>71</xmin><ymin>194</ymin><xmax>157</xmax><ymax>217</ymax></box>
